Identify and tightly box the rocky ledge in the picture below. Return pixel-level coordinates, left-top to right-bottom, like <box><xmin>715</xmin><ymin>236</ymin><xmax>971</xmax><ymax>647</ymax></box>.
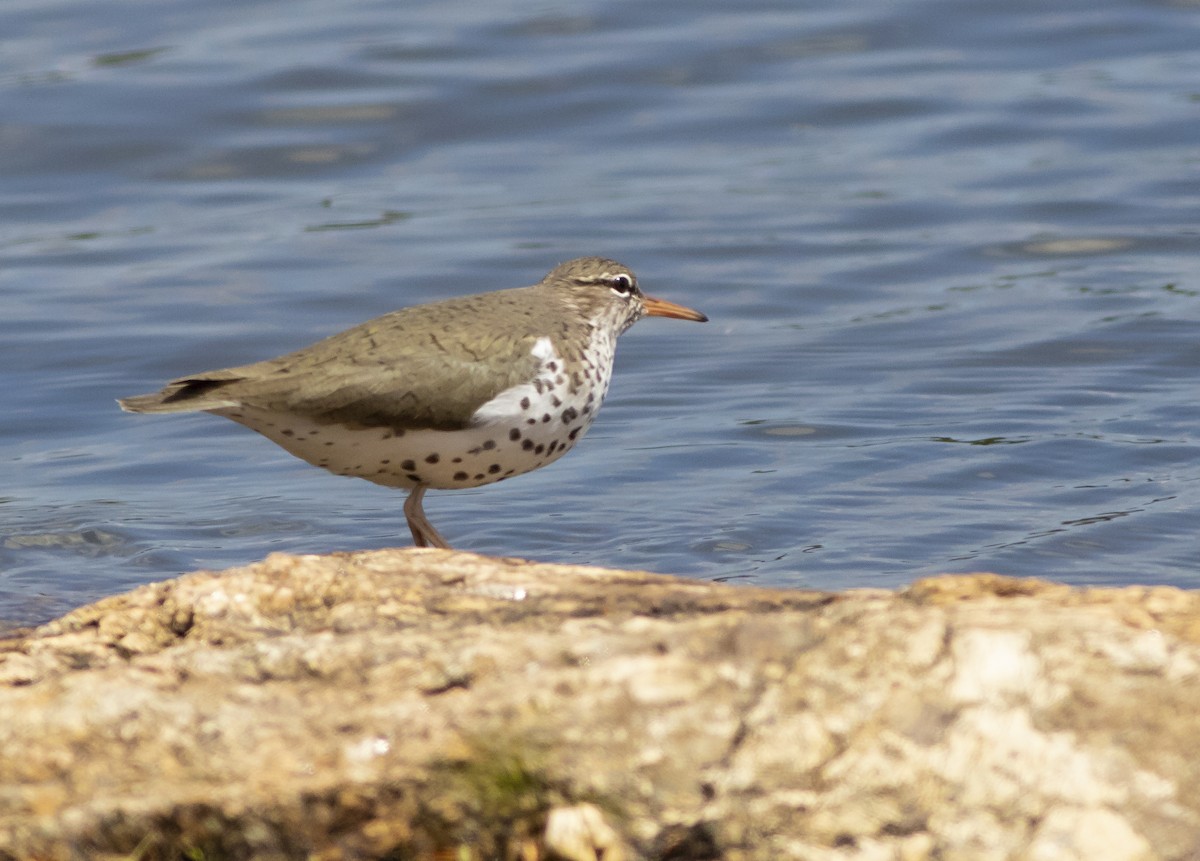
<box><xmin>1</xmin><ymin>550</ymin><xmax>1199</xmax><ymax>860</ymax></box>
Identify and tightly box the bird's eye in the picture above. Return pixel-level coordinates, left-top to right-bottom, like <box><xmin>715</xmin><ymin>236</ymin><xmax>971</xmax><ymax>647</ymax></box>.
<box><xmin>609</xmin><ymin>274</ymin><xmax>634</xmax><ymax>296</ymax></box>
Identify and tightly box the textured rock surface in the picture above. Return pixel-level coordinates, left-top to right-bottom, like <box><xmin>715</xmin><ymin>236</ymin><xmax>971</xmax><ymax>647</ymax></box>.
<box><xmin>1</xmin><ymin>549</ymin><xmax>1199</xmax><ymax>860</ymax></box>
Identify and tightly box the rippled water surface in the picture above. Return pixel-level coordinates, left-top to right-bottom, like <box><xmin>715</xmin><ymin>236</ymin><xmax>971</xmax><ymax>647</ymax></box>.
<box><xmin>4</xmin><ymin>0</ymin><xmax>1199</xmax><ymax>624</ymax></box>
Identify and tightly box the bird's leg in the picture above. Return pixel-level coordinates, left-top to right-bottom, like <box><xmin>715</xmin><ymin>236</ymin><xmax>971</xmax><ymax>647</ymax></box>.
<box><xmin>403</xmin><ymin>485</ymin><xmax>452</xmax><ymax>549</ymax></box>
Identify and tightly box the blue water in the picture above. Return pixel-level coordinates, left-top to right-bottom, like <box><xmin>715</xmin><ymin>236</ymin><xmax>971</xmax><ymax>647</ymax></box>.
<box><xmin>3</xmin><ymin>0</ymin><xmax>1199</xmax><ymax>625</ymax></box>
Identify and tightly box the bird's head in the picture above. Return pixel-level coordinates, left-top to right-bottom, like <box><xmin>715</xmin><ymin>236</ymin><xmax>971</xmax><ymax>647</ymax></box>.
<box><xmin>542</xmin><ymin>256</ymin><xmax>708</xmax><ymax>335</ymax></box>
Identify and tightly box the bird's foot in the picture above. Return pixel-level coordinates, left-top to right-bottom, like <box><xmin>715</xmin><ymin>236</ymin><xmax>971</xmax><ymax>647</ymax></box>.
<box><xmin>404</xmin><ymin>485</ymin><xmax>452</xmax><ymax>549</ymax></box>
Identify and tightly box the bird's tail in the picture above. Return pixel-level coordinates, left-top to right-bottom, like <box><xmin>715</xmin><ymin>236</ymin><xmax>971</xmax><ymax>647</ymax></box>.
<box><xmin>118</xmin><ymin>377</ymin><xmax>240</xmax><ymax>414</ymax></box>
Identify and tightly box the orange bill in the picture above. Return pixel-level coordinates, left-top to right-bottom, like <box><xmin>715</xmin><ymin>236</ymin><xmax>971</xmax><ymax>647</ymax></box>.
<box><xmin>642</xmin><ymin>294</ymin><xmax>708</xmax><ymax>322</ymax></box>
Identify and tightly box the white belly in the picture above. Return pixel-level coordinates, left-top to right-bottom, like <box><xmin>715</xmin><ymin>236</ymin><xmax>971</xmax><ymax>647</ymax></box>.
<box><xmin>215</xmin><ymin>403</ymin><xmax>594</xmax><ymax>490</ymax></box>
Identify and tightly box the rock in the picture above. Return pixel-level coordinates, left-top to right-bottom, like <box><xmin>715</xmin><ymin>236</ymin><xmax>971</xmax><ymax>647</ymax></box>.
<box><xmin>1</xmin><ymin>550</ymin><xmax>1199</xmax><ymax>860</ymax></box>
<box><xmin>545</xmin><ymin>803</ymin><xmax>627</xmax><ymax>861</ymax></box>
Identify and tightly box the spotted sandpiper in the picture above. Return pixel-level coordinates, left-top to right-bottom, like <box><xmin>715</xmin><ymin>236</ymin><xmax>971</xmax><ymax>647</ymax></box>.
<box><xmin>119</xmin><ymin>257</ymin><xmax>707</xmax><ymax>549</ymax></box>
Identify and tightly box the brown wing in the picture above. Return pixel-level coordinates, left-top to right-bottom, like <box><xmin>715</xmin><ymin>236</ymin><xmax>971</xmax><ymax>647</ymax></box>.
<box><xmin>119</xmin><ymin>286</ymin><xmax>556</xmax><ymax>431</ymax></box>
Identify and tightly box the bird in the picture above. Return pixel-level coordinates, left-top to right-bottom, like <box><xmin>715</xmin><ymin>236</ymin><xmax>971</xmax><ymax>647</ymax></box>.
<box><xmin>119</xmin><ymin>257</ymin><xmax>708</xmax><ymax>549</ymax></box>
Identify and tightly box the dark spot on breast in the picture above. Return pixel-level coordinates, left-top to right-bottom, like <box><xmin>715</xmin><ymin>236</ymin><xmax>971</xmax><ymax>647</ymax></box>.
<box><xmin>526</xmin><ymin>418</ymin><xmax>536</xmax><ymax>425</ymax></box>
<box><xmin>547</xmin><ymin>361</ymin><xmax>558</xmax><ymax>372</ymax></box>
<box><xmin>542</xmin><ymin>413</ymin><xmax>551</xmax><ymax>423</ymax></box>
<box><xmin>552</xmin><ymin>396</ymin><xmax>562</xmax><ymax>407</ymax></box>
<box><xmin>425</xmin><ymin>453</ymin><xmax>439</xmax><ymax>464</ymax></box>
<box><xmin>520</xmin><ymin>396</ymin><xmax>531</xmax><ymax>410</ymax></box>
<box><xmin>547</xmin><ymin>441</ymin><xmax>558</xmax><ymax>454</ymax></box>
<box><xmin>401</xmin><ymin>459</ymin><xmax>416</xmax><ymax>471</ymax></box>
<box><xmin>562</xmin><ymin>407</ymin><xmax>579</xmax><ymax>424</ymax></box>
<box><xmin>474</xmin><ymin>473</ymin><xmax>485</xmax><ymax>481</ymax></box>
<box><xmin>452</xmin><ymin>457</ymin><xmax>463</xmax><ymax>464</ymax></box>
<box><xmin>522</xmin><ymin>439</ymin><xmax>534</xmax><ymax>451</ymax></box>
<box><xmin>454</xmin><ymin>471</ymin><xmax>469</xmax><ymax>481</ymax></box>
<box><xmin>281</xmin><ymin>429</ymin><xmax>294</xmax><ymax>437</ymax></box>
<box><xmin>569</xmin><ymin>427</ymin><xmax>581</xmax><ymax>440</ymax></box>
<box><xmin>509</xmin><ymin>428</ymin><xmax>521</xmax><ymax>441</ymax></box>
<box><xmin>380</xmin><ymin>459</ymin><xmax>390</xmax><ymax>465</ymax></box>
<box><xmin>483</xmin><ymin>439</ymin><xmax>496</xmax><ymax>450</ymax></box>
<box><xmin>406</xmin><ymin>473</ymin><xmax>421</xmax><ymax>482</ymax></box>
<box><xmin>488</xmin><ymin>464</ymin><xmax>501</xmax><ymax>474</ymax></box>
<box><xmin>534</xmin><ymin>444</ymin><xmax>544</xmax><ymax>454</ymax></box>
